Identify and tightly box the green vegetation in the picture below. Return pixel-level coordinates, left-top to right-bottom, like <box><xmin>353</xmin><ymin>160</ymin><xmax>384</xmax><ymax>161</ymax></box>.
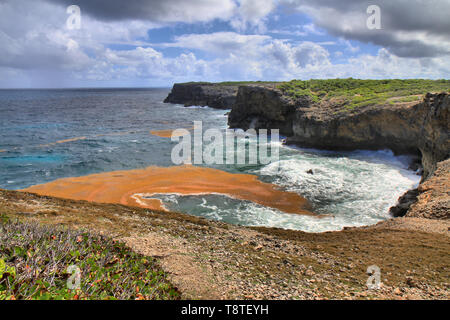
<box><xmin>179</xmin><ymin>79</ymin><xmax>449</xmax><ymax>110</ymax></box>
<box><xmin>389</xmin><ymin>95</ymin><xmax>422</xmax><ymax>104</ymax></box>
<box><xmin>0</xmin><ymin>216</ymin><xmax>180</xmax><ymax>300</ymax></box>
<box><xmin>216</xmin><ymin>81</ymin><xmax>276</xmax><ymax>86</ymax></box>
<box><xmin>277</xmin><ymin>79</ymin><xmax>450</xmax><ymax>110</ymax></box>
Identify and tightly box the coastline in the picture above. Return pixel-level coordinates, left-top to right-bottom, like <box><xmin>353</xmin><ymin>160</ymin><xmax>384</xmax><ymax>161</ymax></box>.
<box><xmin>1</xmin><ymin>80</ymin><xmax>448</xmax><ymax>299</ymax></box>
<box><xmin>11</xmin><ymin>80</ymin><xmax>448</xmax><ymax>226</ymax></box>
<box><xmin>166</xmin><ymin>80</ymin><xmax>449</xmax><ymax>220</ymax></box>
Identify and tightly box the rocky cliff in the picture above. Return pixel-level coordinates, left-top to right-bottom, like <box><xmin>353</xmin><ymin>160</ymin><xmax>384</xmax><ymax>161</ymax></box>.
<box><xmin>165</xmin><ymin>81</ymin><xmax>448</xmax><ymax>218</ymax></box>
<box><xmin>228</xmin><ymin>85</ymin><xmax>449</xmax><ymax>219</ymax></box>
<box><xmin>406</xmin><ymin>158</ymin><xmax>449</xmax><ymax>219</ymax></box>
<box><xmin>291</xmin><ymin>92</ymin><xmax>449</xmax><ymax>179</ymax></box>
<box><xmin>229</xmin><ymin>86</ymin><xmax>449</xmax><ymax>180</ymax></box>
<box><xmin>228</xmin><ymin>85</ymin><xmax>298</xmax><ymax>136</ymax></box>
<box><xmin>164</xmin><ymin>82</ymin><xmax>239</xmax><ymax>109</ymax></box>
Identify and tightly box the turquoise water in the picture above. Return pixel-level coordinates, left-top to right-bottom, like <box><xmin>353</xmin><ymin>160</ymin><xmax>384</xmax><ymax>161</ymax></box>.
<box><xmin>0</xmin><ymin>88</ymin><xmax>420</xmax><ymax>232</ymax></box>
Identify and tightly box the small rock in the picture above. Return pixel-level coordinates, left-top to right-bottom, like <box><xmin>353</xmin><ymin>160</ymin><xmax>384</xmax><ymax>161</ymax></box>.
<box><xmin>406</xmin><ymin>277</ymin><xmax>418</xmax><ymax>288</ymax></box>
<box><xmin>304</xmin><ymin>269</ymin><xmax>315</xmax><ymax>277</ymax></box>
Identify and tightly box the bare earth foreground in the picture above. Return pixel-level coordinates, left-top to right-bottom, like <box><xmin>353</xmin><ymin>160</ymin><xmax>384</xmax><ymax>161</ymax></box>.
<box><xmin>0</xmin><ymin>189</ymin><xmax>448</xmax><ymax>300</ymax></box>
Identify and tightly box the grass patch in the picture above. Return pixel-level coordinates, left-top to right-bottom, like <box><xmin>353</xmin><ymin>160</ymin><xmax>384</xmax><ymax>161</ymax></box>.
<box><xmin>277</xmin><ymin>78</ymin><xmax>450</xmax><ymax>109</ymax></box>
<box><xmin>389</xmin><ymin>95</ymin><xmax>422</xmax><ymax>104</ymax></box>
<box><xmin>0</xmin><ymin>217</ymin><xmax>180</xmax><ymax>300</ymax></box>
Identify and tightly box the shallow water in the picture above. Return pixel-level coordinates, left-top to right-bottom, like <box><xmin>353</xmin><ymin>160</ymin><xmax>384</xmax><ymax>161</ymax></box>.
<box><xmin>0</xmin><ymin>88</ymin><xmax>420</xmax><ymax>232</ymax></box>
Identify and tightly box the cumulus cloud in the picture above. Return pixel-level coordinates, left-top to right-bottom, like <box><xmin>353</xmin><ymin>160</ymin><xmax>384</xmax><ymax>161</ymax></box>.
<box><xmin>98</xmin><ymin>39</ymin><xmax>449</xmax><ymax>83</ymax></box>
<box><xmin>265</xmin><ymin>40</ymin><xmax>330</xmax><ymax>70</ymax></box>
<box><xmin>165</xmin><ymin>32</ymin><xmax>271</xmax><ymax>56</ymax></box>
<box><xmin>42</xmin><ymin>0</ymin><xmax>278</xmax><ymax>33</ymax></box>
<box><xmin>91</xmin><ymin>48</ymin><xmax>210</xmax><ymax>81</ymax></box>
<box><xmin>230</xmin><ymin>0</ymin><xmax>277</xmax><ymax>32</ymax></box>
<box><xmin>0</xmin><ymin>0</ymin><xmax>92</xmax><ymax>71</ymax></box>
<box><xmin>281</xmin><ymin>0</ymin><xmax>450</xmax><ymax>58</ymax></box>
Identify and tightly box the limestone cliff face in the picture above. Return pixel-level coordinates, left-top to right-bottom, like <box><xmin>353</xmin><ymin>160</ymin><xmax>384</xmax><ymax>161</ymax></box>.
<box><xmin>290</xmin><ymin>93</ymin><xmax>449</xmax><ymax>179</ymax></box>
<box><xmin>407</xmin><ymin>159</ymin><xmax>449</xmax><ymax>220</ymax></box>
<box><xmin>229</xmin><ymin>86</ymin><xmax>449</xmax><ymax>180</ymax></box>
<box><xmin>228</xmin><ymin>85</ymin><xmax>300</xmax><ymax>136</ymax></box>
<box><xmin>228</xmin><ymin>85</ymin><xmax>449</xmax><ymax>219</ymax></box>
<box><xmin>164</xmin><ymin>83</ymin><xmax>239</xmax><ymax>109</ymax></box>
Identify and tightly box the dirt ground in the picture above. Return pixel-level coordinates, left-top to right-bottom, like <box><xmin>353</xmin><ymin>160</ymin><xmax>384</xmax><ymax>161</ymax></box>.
<box><xmin>0</xmin><ymin>189</ymin><xmax>448</xmax><ymax>300</ymax></box>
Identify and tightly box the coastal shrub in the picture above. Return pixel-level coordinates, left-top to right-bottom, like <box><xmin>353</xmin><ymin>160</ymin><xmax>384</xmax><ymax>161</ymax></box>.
<box><xmin>277</xmin><ymin>79</ymin><xmax>450</xmax><ymax>108</ymax></box>
<box><xmin>0</xmin><ymin>218</ymin><xmax>180</xmax><ymax>300</ymax></box>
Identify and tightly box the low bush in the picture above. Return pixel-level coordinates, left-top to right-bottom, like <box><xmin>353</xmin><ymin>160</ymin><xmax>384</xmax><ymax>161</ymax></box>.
<box><xmin>0</xmin><ymin>217</ymin><xmax>180</xmax><ymax>300</ymax></box>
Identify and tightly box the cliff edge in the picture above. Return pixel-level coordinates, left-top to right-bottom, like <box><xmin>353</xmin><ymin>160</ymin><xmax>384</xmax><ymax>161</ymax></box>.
<box><xmin>229</xmin><ymin>86</ymin><xmax>449</xmax><ymax>178</ymax></box>
<box><xmin>227</xmin><ymin>80</ymin><xmax>449</xmax><ymax>219</ymax></box>
<box><xmin>165</xmin><ymin>80</ymin><xmax>448</xmax><ymax>219</ymax></box>
<box><xmin>164</xmin><ymin>82</ymin><xmax>239</xmax><ymax>109</ymax></box>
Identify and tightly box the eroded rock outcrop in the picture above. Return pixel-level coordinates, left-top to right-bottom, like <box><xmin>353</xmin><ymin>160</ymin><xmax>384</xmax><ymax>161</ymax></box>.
<box><xmin>389</xmin><ymin>189</ymin><xmax>420</xmax><ymax>217</ymax></box>
<box><xmin>291</xmin><ymin>92</ymin><xmax>449</xmax><ymax>179</ymax></box>
<box><xmin>406</xmin><ymin>159</ymin><xmax>450</xmax><ymax>220</ymax></box>
<box><xmin>164</xmin><ymin>82</ymin><xmax>239</xmax><ymax>109</ymax></box>
<box><xmin>228</xmin><ymin>85</ymin><xmax>300</xmax><ymax>136</ymax></box>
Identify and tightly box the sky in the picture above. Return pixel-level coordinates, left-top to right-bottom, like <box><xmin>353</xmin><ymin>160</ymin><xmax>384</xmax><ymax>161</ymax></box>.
<box><xmin>0</xmin><ymin>0</ymin><xmax>449</xmax><ymax>88</ymax></box>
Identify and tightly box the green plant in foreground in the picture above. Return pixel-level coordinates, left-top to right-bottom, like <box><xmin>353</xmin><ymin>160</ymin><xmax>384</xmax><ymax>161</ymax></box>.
<box><xmin>0</xmin><ymin>218</ymin><xmax>180</xmax><ymax>300</ymax></box>
<box><xmin>0</xmin><ymin>258</ymin><xmax>16</xmax><ymax>299</ymax></box>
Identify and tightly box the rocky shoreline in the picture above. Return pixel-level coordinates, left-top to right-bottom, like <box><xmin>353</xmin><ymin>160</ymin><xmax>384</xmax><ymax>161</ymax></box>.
<box><xmin>164</xmin><ymin>82</ymin><xmax>240</xmax><ymax>109</ymax></box>
<box><xmin>0</xmin><ymin>81</ymin><xmax>447</xmax><ymax>300</ymax></box>
<box><xmin>165</xmin><ymin>81</ymin><xmax>449</xmax><ymax>219</ymax></box>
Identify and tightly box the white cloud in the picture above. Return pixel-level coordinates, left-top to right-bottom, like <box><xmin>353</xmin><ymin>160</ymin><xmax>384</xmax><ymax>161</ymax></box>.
<box><xmin>166</xmin><ymin>32</ymin><xmax>271</xmax><ymax>56</ymax></box>
<box><xmin>230</xmin><ymin>0</ymin><xmax>277</xmax><ymax>32</ymax></box>
<box><xmin>0</xmin><ymin>0</ymin><xmax>448</xmax><ymax>87</ymax></box>
<box><xmin>281</xmin><ymin>0</ymin><xmax>450</xmax><ymax>58</ymax></box>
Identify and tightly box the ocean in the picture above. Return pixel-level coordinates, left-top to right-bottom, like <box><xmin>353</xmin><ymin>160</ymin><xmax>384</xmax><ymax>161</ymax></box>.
<box><xmin>0</xmin><ymin>88</ymin><xmax>421</xmax><ymax>232</ymax></box>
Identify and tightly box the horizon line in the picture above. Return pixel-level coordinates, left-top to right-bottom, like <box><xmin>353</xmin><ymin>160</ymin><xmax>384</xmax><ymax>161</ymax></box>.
<box><xmin>0</xmin><ymin>86</ymin><xmax>172</xmax><ymax>90</ymax></box>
